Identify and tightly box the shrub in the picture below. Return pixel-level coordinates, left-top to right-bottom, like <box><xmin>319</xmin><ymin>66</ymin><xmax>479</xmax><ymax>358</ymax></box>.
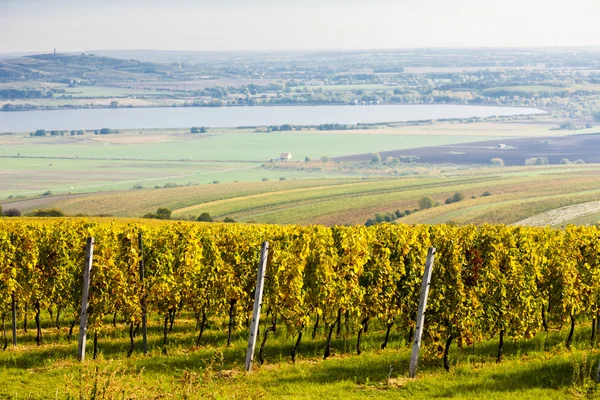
<box><xmin>41</xmin><ymin>190</ymin><xmax>53</xmax><ymax>196</ymax></box>
<box><xmin>132</xmin><ymin>184</ymin><xmax>144</xmax><ymax>190</ymax></box>
<box><xmin>490</xmin><ymin>158</ymin><xmax>505</xmax><ymax>166</ymax></box>
<box><xmin>320</xmin><ymin>155</ymin><xmax>330</xmax><ymax>162</ymax></box>
<box><xmin>574</xmin><ymin>159</ymin><xmax>586</xmax><ymax>164</ymax></box>
<box><xmin>262</xmin><ymin>178</ymin><xmax>269</xmax><ymax>181</ymax></box>
<box><xmin>418</xmin><ymin>197</ymin><xmax>436</xmax><ymax>210</ymax></box>
<box><xmin>197</xmin><ymin>212</ymin><xmax>213</xmax><ymax>222</ymax></box>
<box><xmin>481</xmin><ymin>191</ymin><xmax>492</xmax><ymax>197</ymax></box>
<box><xmin>163</xmin><ymin>183</ymin><xmax>178</xmax><ymax>188</ymax></box>
<box><xmin>535</xmin><ymin>157</ymin><xmax>549</xmax><ymax>166</ymax></box>
<box><xmin>99</xmin><ymin>128</ymin><xmax>119</xmax><ymax>135</ymax></box>
<box><xmin>525</xmin><ymin>157</ymin><xmax>549</xmax><ymax>166</ymax></box>
<box><xmin>560</xmin><ymin>158</ymin><xmax>571</xmax><ymax>165</ymax></box>
<box><xmin>4</xmin><ymin>208</ymin><xmax>21</xmax><ymax>217</ymax></box>
<box><xmin>223</xmin><ymin>217</ymin><xmax>236</xmax><ymax>223</ymax></box>
<box><xmin>370</xmin><ymin>153</ymin><xmax>382</xmax><ymax>163</ymax></box>
<box><xmin>445</xmin><ymin>192</ymin><xmax>465</xmax><ymax>204</ymax></box>
<box><xmin>279</xmin><ymin>177</ymin><xmax>287</xmax><ymax>181</ymax></box>
<box><xmin>29</xmin><ymin>208</ymin><xmax>64</xmax><ymax>217</ymax></box>
<box><xmin>156</xmin><ymin>208</ymin><xmax>172</xmax><ymax>220</ymax></box>
<box><xmin>212</xmin><ymin>181</ymin><xmax>220</xmax><ymax>184</ymax></box>
<box><xmin>305</xmin><ymin>156</ymin><xmax>312</xmax><ymax>162</ymax></box>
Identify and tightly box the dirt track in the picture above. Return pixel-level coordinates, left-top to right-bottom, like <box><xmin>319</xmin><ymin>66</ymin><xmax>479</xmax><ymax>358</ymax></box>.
<box><xmin>516</xmin><ymin>200</ymin><xmax>600</xmax><ymax>227</ymax></box>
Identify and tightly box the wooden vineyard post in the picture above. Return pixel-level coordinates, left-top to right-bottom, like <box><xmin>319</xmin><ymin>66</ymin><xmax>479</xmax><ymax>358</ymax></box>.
<box><xmin>409</xmin><ymin>247</ymin><xmax>436</xmax><ymax>378</ymax></box>
<box><xmin>77</xmin><ymin>237</ymin><xmax>94</xmax><ymax>362</ymax></box>
<box><xmin>11</xmin><ymin>292</ymin><xmax>16</xmax><ymax>346</ymax></box>
<box><xmin>139</xmin><ymin>232</ymin><xmax>148</xmax><ymax>355</ymax></box>
<box><xmin>244</xmin><ymin>241</ymin><xmax>269</xmax><ymax>372</ymax></box>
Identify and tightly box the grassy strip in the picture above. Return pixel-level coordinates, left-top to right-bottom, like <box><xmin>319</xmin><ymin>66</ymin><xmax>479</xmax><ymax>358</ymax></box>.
<box><xmin>1</xmin><ymin>311</ymin><xmax>599</xmax><ymax>398</ymax></box>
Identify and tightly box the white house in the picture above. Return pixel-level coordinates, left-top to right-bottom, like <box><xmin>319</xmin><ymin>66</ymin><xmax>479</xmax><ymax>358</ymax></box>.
<box><xmin>279</xmin><ymin>153</ymin><xmax>292</xmax><ymax>161</ymax></box>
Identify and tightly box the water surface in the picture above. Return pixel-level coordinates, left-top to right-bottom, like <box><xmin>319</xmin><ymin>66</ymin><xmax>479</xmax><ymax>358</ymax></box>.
<box><xmin>0</xmin><ymin>104</ymin><xmax>545</xmax><ymax>133</ymax></box>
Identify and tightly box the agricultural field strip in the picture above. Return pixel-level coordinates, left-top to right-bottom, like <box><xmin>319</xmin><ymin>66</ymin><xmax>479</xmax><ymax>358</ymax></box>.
<box><xmin>516</xmin><ymin>200</ymin><xmax>600</xmax><ymax>227</ymax></box>
<box><xmin>414</xmin><ymin>189</ymin><xmax>600</xmax><ymax>226</ymax></box>
<box><xmin>284</xmin><ymin>181</ymin><xmax>600</xmax><ymax>226</ymax></box>
<box><xmin>207</xmin><ymin>176</ymin><xmax>553</xmax><ymax>224</ymax></box>
<box><xmin>48</xmin><ymin>170</ymin><xmax>599</xmax><ymax>223</ymax></box>
<box><xmin>172</xmin><ymin>176</ymin><xmax>502</xmax><ymax>217</ymax></box>
<box><xmin>182</xmin><ymin>172</ymin><xmax>599</xmax><ymax>222</ymax></box>
<box><xmin>467</xmin><ymin>191</ymin><xmax>600</xmax><ymax>225</ymax></box>
<box><xmin>394</xmin><ymin>175</ymin><xmax>600</xmax><ymax>224</ymax></box>
<box><xmin>0</xmin><ymin>164</ymin><xmax>262</xmax><ymax>198</ymax></box>
<box><xmin>50</xmin><ymin>179</ymin><xmax>361</xmax><ymax>216</ymax></box>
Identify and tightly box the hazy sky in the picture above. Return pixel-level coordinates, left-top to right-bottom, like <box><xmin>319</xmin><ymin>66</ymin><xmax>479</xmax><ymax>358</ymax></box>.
<box><xmin>2</xmin><ymin>0</ymin><xmax>599</xmax><ymax>53</ymax></box>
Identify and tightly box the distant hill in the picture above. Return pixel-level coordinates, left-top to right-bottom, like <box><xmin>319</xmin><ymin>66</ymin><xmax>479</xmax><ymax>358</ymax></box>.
<box><xmin>0</xmin><ymin>53</ymin><xmax>194</xmax><ymax>84</ymax></box>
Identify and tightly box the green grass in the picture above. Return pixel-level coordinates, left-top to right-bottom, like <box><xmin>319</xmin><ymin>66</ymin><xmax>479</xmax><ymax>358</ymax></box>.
<box><xmin>0</xmin><ymin>131</ymin><xmax>504</xmax><ymax>161</ymax></box>
<box><xmin>2</xmin><ymin>311</ymin><xmax>600</xmax><ymax>399</ymax></box>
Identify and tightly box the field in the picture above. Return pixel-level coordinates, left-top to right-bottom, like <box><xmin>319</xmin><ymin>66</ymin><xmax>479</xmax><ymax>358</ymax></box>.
<box><xmin>339</xmin><ymin>132</ymin><xmax>600</xmax><ymax>166</ymax></box>
<box><xmin>1</xmin><ymin>164</ymin><xmax>598</xmax><ymax>227</ymax></box>
<box><xmin>2</xmin><ymin>120</ymin><xmax>600</xmax><ymax>227</ymax></box>
<box><xmin>0</xmin><ymin>123</ymin><xmax>510</xmax><ymax>199</ymax></box>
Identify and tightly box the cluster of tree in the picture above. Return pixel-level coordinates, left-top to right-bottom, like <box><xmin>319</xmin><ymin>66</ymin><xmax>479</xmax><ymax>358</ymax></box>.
<box><xmin>1</xmin><ymin>206</ymin><xmax>66</xmax><ymax>217</ymax></box>
<box><xmin>445</xmin><ymin>192</ymin><xmax>465</xmax><ymax>205</ymax></box>
<box><xmin>95</xmin><ymin>128</ymin><xmax>120</xmax><ymax>135</ymax></box>
<box><xmin>2</xmin><ymin>104</ymin><xmax>39</xmax><ymax>111</ymax></box>
<box><xmin>560</xmin><ymin>158</ymin><xmax>586</xmax><ymax>165</ymax></box>
<box><xmin>28</xmin><ymin>209</ymin><xmax>65</xmax><ymax>217</ymax></box>
<box><xmin>525</xmin><ymin>157</ymin><xmax>550</xmax><ymax>166</ymax></box>
<box><xmin>552</xmin><ymin>121</ymin><xmax>588</xmax><ymax>131</ymax></box>
<box><xmin>418</xmin><ymin>196</ymin><xmax>440</xmax><ymax>210</ymax></box>
<box><xmin>0</xmin><ymin>88</ymin><xmax>63</xmax><ymax>99</ymax></box>
<box><xmin>317</xmin><ymin>124</ymin><xmax>358</xmax><ymax>131</ymax></box>
<box><xmin>364</xmin><ymin>208</ymin><xmax>418</xmax><ymax>226</ymax></box>
<box><xmin>266</xmin><ymin>124</ymin><xmax>296</xmax><ymax>132</ymax></box>
<box><xmin>29</xmin><ymin>129</ymin><xmax>74</xmax><ymax>137</ymax></box>
<box><xmin>0</xmin><ymin>206</ymin><xmax>21</xmax><ymax>217</ymax></box>
<box><xmin>142</xmin><ymin>208</ymin><xmax>173</xmax><ymax>220</ymax></box>
<box><xmin>190</xmin><ymin>127</ymin><xmax>207</xmax><ymax>133</ymax></box>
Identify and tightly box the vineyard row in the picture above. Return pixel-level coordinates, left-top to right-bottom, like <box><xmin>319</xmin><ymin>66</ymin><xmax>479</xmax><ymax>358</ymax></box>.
<box><xmin>0</xmin><ymin>219</ymin><xmax>599</xmax><ymax>365</ymax></box>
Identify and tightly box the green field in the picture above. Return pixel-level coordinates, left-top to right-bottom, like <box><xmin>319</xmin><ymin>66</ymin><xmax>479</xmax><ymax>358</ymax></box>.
<box><xmin>0</xmin><ymin>131</ymin><xmax>502</xmax><ymax>161</ymax></box>
<box><xmin>0</xmin><ymin>126</ymin><xmax>507</xmax><ymax>199</ymax></box>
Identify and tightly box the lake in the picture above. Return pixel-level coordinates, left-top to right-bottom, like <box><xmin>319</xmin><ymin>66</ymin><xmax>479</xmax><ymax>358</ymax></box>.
<box><xmin>0</xmin><ymin>104</ymin><xmax>545</xmax><ymax>133</ymax></box>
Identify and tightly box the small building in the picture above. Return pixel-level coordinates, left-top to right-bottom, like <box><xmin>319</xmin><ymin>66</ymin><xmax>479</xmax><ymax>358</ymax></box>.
<box><xmin>279</xmin><ymin>153</ymin><xmax>292</xmax><ymax>161</ymax></box>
